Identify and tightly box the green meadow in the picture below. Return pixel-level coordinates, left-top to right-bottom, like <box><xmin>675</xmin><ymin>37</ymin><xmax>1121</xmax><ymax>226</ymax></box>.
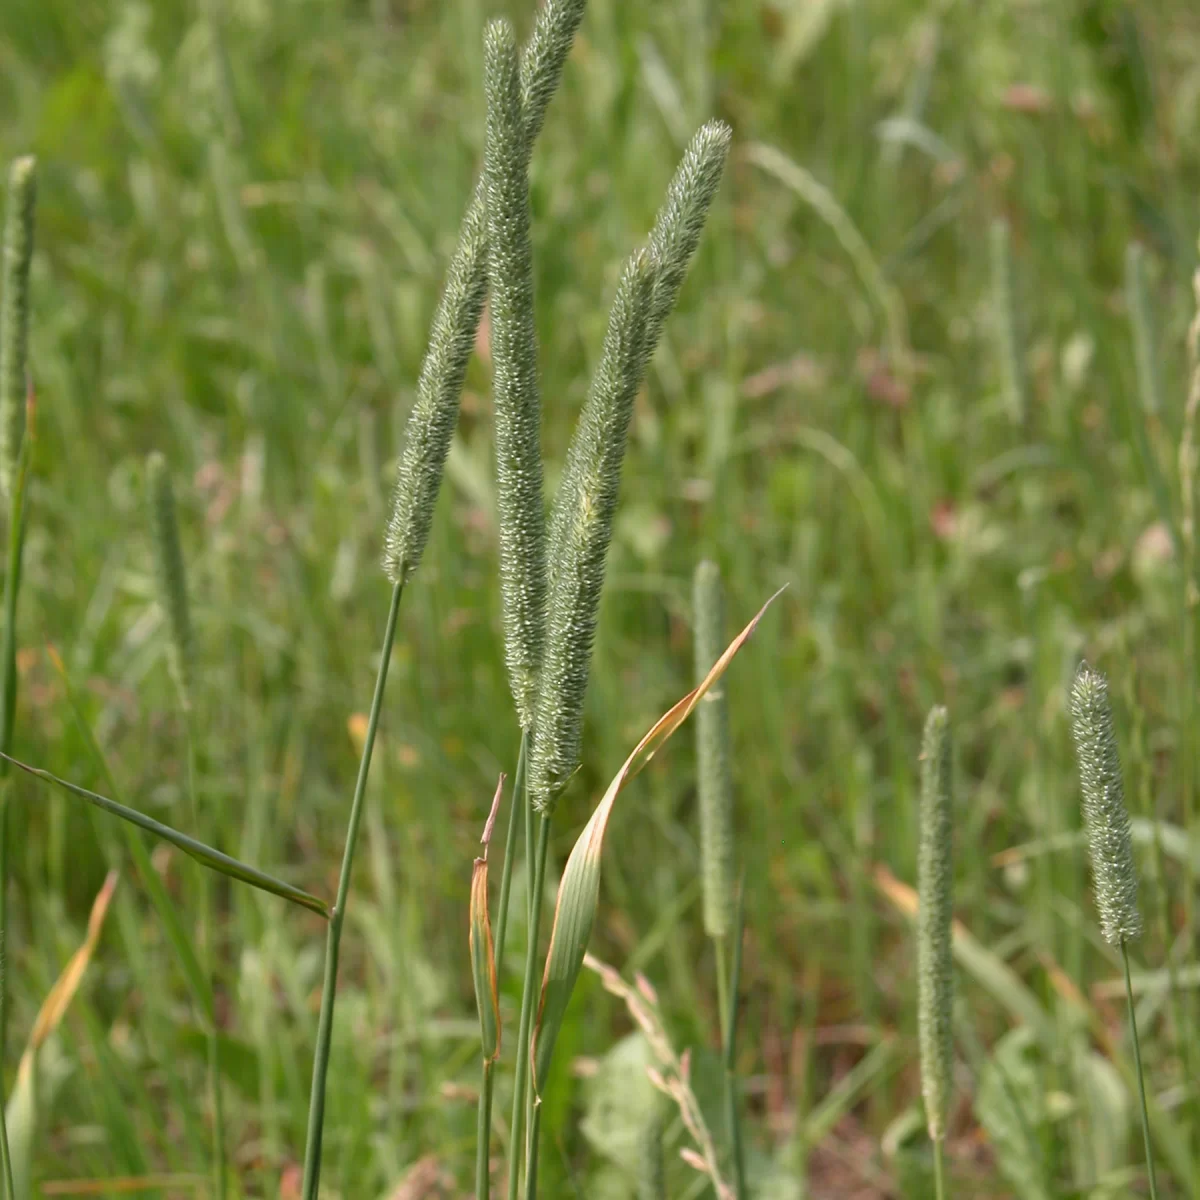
<box><xmin>2</xmin><ymin>0</ymin><xmax>1200</xmax><ymax>1195</ymax></box>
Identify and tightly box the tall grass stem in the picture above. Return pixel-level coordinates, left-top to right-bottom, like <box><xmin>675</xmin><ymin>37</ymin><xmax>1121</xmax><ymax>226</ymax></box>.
<box><xmin>507</xmin><ymin>814</ymin><xmax>550</xmax><ymax>1200</ymax></box>
<box><xmin>476</xmin><ymin>1059</ymin><xmax>495</xmax><ymax>1200</ymax></box>
<box><xmin>301</xmin><ymin>580</ymin><xmax>404</xmax><ymax>1199</ymax></box>
<box><xmin>719</xmin><ymin>881</ymin><xmax>748</xmax><ymax>1199</ymax></box>
<box><xmin>933</xmin><ymin>1139</ymin><xmax>946</xmax><ymax>1200</ymax></box>
<box><xmin>1122</xmin><ymin>938</ymin><xmax>1159</xmax><ymax>1200</ymax></box>
<box><xmin>186</xmin><ymin>728</ymin><xmax>225</xmax><ymax>1200</ymax></box>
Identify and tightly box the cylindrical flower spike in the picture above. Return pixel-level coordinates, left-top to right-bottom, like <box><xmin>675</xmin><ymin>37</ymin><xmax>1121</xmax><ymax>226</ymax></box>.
<box><xmin>485</xmin><ymin>18</ymin><xmax>546</xmax><ymax>730</ymax></box>
<box><xmin>519</xmin><ymin>0</ymin><xmax>587</xmax><ymax>150</ymax></box>
<box><xmin>0</xmin><ymin>157</ymin><xmax>36</xmax><ymax>502</ymax></box>
<box><xmin>383</xmin><ymin>191</ymin><xmax>488</xmax><ymax>586</ymax></box>
<box><xmin>917</xmin><ymin>704</ymin><xmax>953</xmax><ymax>1144</ymax></box>
<box><xmin>529</xmin><ymin>249</ymin><xmax>657</xmax><ymax>812</ymax></box>
<box><xmin>146</xmin><ymin>452</ymin><xmax>195</xmax><ymax>712</ymax></box>
<box><xmin>1069</xmin><ymin>663</ymin><xmax>1142</xmax><ymax>944</ymax></box>
<box><xmin>693</xmin><ymin>559</ymin><xmax>735</xmax><ymax>940</ymax></box>
<box><xmin>642</xmin><ymin>122</ymin><xmax>731</xmax><ymax>367</ymax></box>
<box><xmin>383</xmin><ymin>0</ymin><xmax>588</xmax><ymax>587</ymax></box>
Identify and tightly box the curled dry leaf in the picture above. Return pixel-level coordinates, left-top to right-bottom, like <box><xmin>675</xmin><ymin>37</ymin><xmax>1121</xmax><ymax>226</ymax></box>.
<box><xmin>529</xmin><ymin>587</ymin><xmax>784</xmax><ymax>1101</ymax></box>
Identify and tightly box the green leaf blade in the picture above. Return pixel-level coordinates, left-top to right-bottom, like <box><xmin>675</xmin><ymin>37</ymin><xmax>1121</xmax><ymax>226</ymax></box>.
<box><xmin>1</xmin><ymin>753</ymin><xmax>329</xmax><ymax>918</ymax></box>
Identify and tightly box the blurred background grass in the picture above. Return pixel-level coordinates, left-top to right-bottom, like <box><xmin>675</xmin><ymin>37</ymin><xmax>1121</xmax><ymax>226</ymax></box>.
<box><xmin>3</xmin><ymin>0</ymin><xmax>1200</xmax><ymax>1195</ymax></box>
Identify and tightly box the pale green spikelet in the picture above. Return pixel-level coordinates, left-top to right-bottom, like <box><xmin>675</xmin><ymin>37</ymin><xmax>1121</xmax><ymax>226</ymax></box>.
<box><xmin>519</xmin><ymin>0</ymin><xmax>588</xmax><ymax>149</ymax></box>
<box><xmin>917</xmin><ymin>704</ymin><xmax>953</xmax><ymax>1144</ymax></box>
<box><xmin>383</xmin><ymin>1</ymin><xmax>588</xmax><ymax>585</ymax></box>
<box><xmin>529</xmin><ymin>249</ymin><xmax>657</xmax><ymax>812</ymax></box>
<box><xmin>1069</xmin><ymin>663</ymin><xmax>1142</xmax><ymax>944</ymax></box>
<box><xmin>1126</xmin><ymin>242</ymin><xmax>1162</xmax><ymax>417</ymax></box>
<box><xmin>0</xmin><ymin>157</ymin><xmax>36</xmax><ymax>502</ymax></box>
<box><xmin>989</xmin><ymin>217</ymin><xmax>1026</xmax><ymax>425</ymax></box>
<box><xmin>693</xmin><ymin>559</ymin><xmax>735</xmax><ymax>940</ymax></box>
<box><xmin>642</xmin><ymin>121</ymin><xmax>731</xmax><ymax>365</ymax></box>
<box><xmin>485</xmin><ymin>18</ymin><xmax>546</xmax><ymax>730</ymax></box>
<box><xmin>146</xmin><ymin>452</ymin><xmax>195</xmax><ymax>712</ymax></box>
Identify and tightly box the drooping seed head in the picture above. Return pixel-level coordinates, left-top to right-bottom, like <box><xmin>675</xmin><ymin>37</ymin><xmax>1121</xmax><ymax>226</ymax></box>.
<box><xmin>693</xmin><ymin>559</ymin><xmax>736</xmax><ymax>939</ymax></box>
<box><xmin>642</xmin><ymin>121</ymin><xmax>731</xmax><ymax>366</ymax></box>
<box><xmin>0</xmin><ymin>156</ymin><xmax>37</xmax><ymax>501</ymax></box>
<box><xmin>1069</xmin><ymin>663</ymin><xmax>1142</xmax><ymax>944</ymax></box>
<box><xmin>146</xmin><ymin>452</ymin><xmax>195</xmax><ymax>711</ymax></box>
<box><xmin>485</xmin><ymin>18</ymin><xmax>546</xmax><ymax>729</ymax></box>
<box><xmin>383</xmin><ymin>1</ymin><xmax>588</xmax><ymax>586</ymax></box>
<box><xmin>917</xmin><ymin>704</ymin><xmax>954</xmax><ymax>1143</ymax></box>
<box><xmin>529</xmin><ymin>249</ymin><xmax>657</xmax><ymax>812</ymax></box>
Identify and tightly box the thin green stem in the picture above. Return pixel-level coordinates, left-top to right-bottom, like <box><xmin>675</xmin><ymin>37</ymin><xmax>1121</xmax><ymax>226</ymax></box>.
<box><xmin>506</xmin><ymin>813</ymin><xmax>549</xmax><ymax>1200</ymax></box>
<box><xmin>715</xmin><ymin>937</ymin><xmax>730</xmax><ymax>1047</ymax></box>
<box><xmin>0</xmin><ymin>1090</ymin><xmax>12</xmax><ymax>1200</ymax></box>
<box><xmin>186</xmin><ymin>727</ymin><xmax>225</xmax><ymax>1200</ymax></box>
<box><xmin>1122</xmin><ymin>939</ymin><xmax>1159</xmax><ymax>1200</ymax></box>
<box><xmin>301</xmin><ymin>580</ymin><xmax>404</xmax><ymax>1200</ymax></box>
<box><xmin>0</xmin><ymin>450</ymin><xmax>28</xmax><ymax>1066</ymax></box>
<box><xmin>524</xmin><ymin>1098</ymin><xmax>541</xmax><ymax>1200</ymax></box>
<box><xmin>493</xmin><ymin>731</ymin><xmax>528</xmax><ymax>971</ymax></box>
<box><xmin>476</xmin><ymin>1059</ymin><xmax>495</xmax><ymax>1200</ymax></box>
<box><xmin>932</xmin><ymin>1137</ymin><xmax>946</xmax><ymax>1200</ymax></box>
<box><xmin>478</xmin><ymin>733</ymin><xmax>526</xmax><ymax>1200</ymax></box>
<box><xmin>721</xmin><ymin>885</ymin><xmax>748</xmax><ymax>1200</ymax></box>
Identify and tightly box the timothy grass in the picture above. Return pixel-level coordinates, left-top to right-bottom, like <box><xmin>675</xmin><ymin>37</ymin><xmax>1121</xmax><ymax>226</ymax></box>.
<box><xmin>2</xmin><ymin>1</ymin><xmax>1200</xmax><ymax>1197</ymax></box>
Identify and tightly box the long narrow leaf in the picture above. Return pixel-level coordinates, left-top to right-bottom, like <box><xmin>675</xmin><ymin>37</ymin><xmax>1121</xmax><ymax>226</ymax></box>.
<box><xmin>44</xmin><ymin>646</ymin><xmax>211</xmax><ymax>1016</ymax></box>
<box><xmin>531</xmin><ymin>588</ymin><xmax>783</xmax><ymax>1095</ymax></box>
<box><xmin>1</xmin><ymin>754</ymin><xmax>328</xmax><ymax>918</ymax></box>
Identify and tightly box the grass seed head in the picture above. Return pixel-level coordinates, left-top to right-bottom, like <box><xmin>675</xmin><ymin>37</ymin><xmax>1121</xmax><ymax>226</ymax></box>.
<box><xmin>146</xmin><ymin>452</ymin><xmax>195</xmax><ymax>712</ymax></box>
<box><xmin>529</xmin><ymin>248</ymin><xmax>657</xmax><ymax>812</ymax></box>
<box><xmin>0</xmin><ymin>156</ymin><xmax>36</xmax><ymax>502</ymax></box>
<box><xmin>642</xmin><ymin>121</ymin><xmax>731</xmax><ymax>366</ymax></box>
<box><xmin>693</xmin><ymin>559</ymin><xmax>736</xmax><ymax>939</ymax></box>
<box><xmin>519</xmin><ymin>0</ymin><xmax>588</xmax><ymax>148</ymax></box>
<box><xmin>1069</xmin><ymin>663</ymin><xmax>1142</xmax><ymax>944</ymax></box>
<box><xmin>383</xmin><ymin>2</ymin><xmax>587</xmax><ymax>587</ymax></box>
<box><xmin>383</xmin><ymin>186</ymin><xmax>488</xmax><ymax>586</ymax></box>
<box><xmin>917</xmin><ymin>703</ymin><xmax>953</xmax><ymax>1143</ymax></box>
<box><xmin>485</xmin><ymin>18</ymin><xmax>547</xmax><ymax>729</ymax></box>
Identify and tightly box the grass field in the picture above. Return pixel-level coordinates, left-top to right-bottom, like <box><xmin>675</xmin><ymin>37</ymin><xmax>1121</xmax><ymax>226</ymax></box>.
<box><xmin>3</xmin><ymin>0</ymin><xmax>1200</xmax><ymax>1195</ymax></box>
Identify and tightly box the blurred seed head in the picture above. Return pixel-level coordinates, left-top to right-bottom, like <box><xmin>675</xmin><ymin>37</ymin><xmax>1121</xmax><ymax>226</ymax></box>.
<box><xmin>693</xmin><ymin>559</ymin><xmax>735</xmax><ymax>940</ymax></box>
<box><xmin>917</xmin><ymin>704</ymin><xmax>953</xmax><ymax>1143</ymax></box>
<box><xmin>1069</xmin><ymin>663</ymin><xmax>1142</xmax><ymax>944</ymax></box>
<box><xmin>0</xmin><ymin>156</ymin><xmax>37</xmax><ymax>502</ymax></box>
